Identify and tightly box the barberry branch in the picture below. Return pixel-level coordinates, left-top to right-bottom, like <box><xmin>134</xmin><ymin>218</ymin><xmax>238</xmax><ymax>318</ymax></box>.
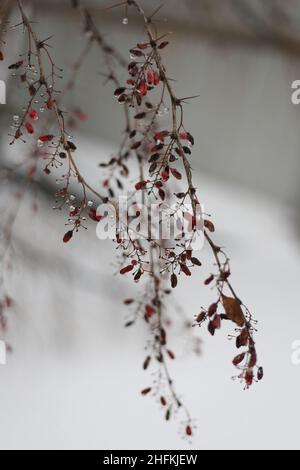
<box><xmin>1</xmin><ymin>0</ymin><xmax>263</xmax><ymax>440</ymax></box>
<box><xmin>118</xmin><ymin>0</ymin><xmax>263</xmax><ymax>389</ymax></box>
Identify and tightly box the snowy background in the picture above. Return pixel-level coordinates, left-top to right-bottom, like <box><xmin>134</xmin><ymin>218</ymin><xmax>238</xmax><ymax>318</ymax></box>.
<box><xmin>0</xmin><ymin>0</ymin><xmax>300</xmax><ymax>450</ymax></box>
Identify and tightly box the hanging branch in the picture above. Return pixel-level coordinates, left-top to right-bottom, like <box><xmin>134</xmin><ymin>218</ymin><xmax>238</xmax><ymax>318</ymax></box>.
<box><xmin>72</xmin><ymin>0</ymin><xmax>199</xmax><ymax>436</ymax></box>
<box><xmin>108</xmin><ymin>0</ymin><xmax>263</xmax><ymax>389</ymax></box>
<box><xmin>2</xmin><ymin>0</ymin><xmax>263</xmax><ymax>439</ymax></box>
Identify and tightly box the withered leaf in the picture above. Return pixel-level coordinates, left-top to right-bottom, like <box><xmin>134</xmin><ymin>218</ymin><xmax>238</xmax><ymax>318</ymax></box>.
<box><xmin>204</xmin><ymin>219</ymin><xmax>215</xmax><ymax>233</ymax></box>
<box><xmin>221</xmin><ymin>295</ymin><xmax>245</xmax><ymax>327</ymax></box>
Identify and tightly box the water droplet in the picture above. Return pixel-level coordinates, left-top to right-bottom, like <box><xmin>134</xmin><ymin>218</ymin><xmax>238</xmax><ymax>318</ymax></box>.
<box><xmin>40</xmin><ymin>107</ymin><xmax>45</xmax><ymax>113</ymax></box>
<box><xmin>69</xmin><ymin>195</ymin><xmax>76</xmax><ymax>201</ymax></box>
<box><xmin>122</xmin><ymin>17</ymin><xmax>129</xmax><ymax>25</ymax></box>
<box><xmin>13</xmin><ymin>115</ymin><xmax>20</xmax><ymax>122</ymax></box>
<box><xmin>87</xmin><ymin>201</ymin><xmax>94</xmax><ymax>207</ymax></box>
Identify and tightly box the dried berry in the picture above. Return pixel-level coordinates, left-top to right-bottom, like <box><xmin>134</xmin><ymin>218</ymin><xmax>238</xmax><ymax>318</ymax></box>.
<box><xmin>171</xmin><ymin>273</ymin><xmax>178</xmax><ymax>289</ymax></box>
<box><xmin>8</xmin><ymin>60</ymin><xmax>23</xmax><ymax>70</ymax></box>
<box><xmin>191</xmin><ymin>257</ymin><xmax>202</xmax><ymax>267</ymax></box>
<box><xmin>63</xmin><ymin>231</ymin><xmax>73</xmax><ymax>243</ymax></box>
<box><xmin>208</xmin><ymin>303</ymin><xmax>218</xmax><ymax>317</ymax></box>
<box><xmin>158</xmin><ymin>41</ymin><xmax>169</xmax><ymax>49</ymax></box>
<box><xmin>120</xmin><ymin>265</ymin><xmax>134</xmax><ymax>275</ymax></box>
<box><xmin>143</xmin><ymin>356</ymin><xmax>151</xmax><ymax>370</ymax></box>
<box><xmin>257</xmin><ymin>367</ymin><xmax>264</xmax><ymax>381</ymax></box>
<box><xmin>180</xmin><ymin>264</ymin><xmax>191</xmax><ymax>277</ymax></box>
<box><xmin>232</xmin><ymin>353</ymin><xmax>246</xmax><ymax>366</ymax></box>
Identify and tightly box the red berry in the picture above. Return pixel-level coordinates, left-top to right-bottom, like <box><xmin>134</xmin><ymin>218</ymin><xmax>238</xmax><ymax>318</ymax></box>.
<box><xmin>179</xmin><ymin>132</ymin><xmax>189</xmax><ymax>140</ymax></box>
<box><xmin>25</xmin><ymin>122</ymin><xmax>34</xmax><ymax>134</ymax></box>
<box><xmin>153</xmin><ymin>71</ymin><xmax>160</xmax><ymax>86</ymax></box>
<box><xmin>232</xmin><ymin>353</ymin><xmax>246</xmax><ymax>367</ymax></box>
<box><xmin>145</xmin><ymin>305</ymin><xmax>155</xmax><ymax>319</ymax></box>
<box><xmin>147</xmin><ymin>68</ymin><xmax>155</xmax><ymax>85</ymax></box>
<box><xmin>154</xmin><ymin>130</ymin><xmax>169</xmax><ymax>141</ymax></box>
<box><xmin>167</xmin><ymin>350</ymin><xmax>175</xmax><ymax>360</ymax></box>
<box><xmin>46</xmin><ymin>99</ymin><xmax>54</xmax><ymax>110</ymax></box>
<box><xmin>38</xmin><ymin>134</ymin><xmax>54</xmax><ymax>142</ymax></box>
<box><xmin>245</xmin><ymin>369</ymin><xmax>254</xmax><ymax>387</ymax></box>
<box><xmin>138</xmin><ymin>80</ymin><xmax>148</xmax><ymax>96</ymax></box>
<box><xmin>180</xmin><ymin>263</ymin><xmax>191</xmax><ymax>276</ymax></box>
<box><xmin>170</xmin><ymin>168</ymin><xmax>182</xmax><ymax>180</ymax></box>
<box><xmin>29</xmin><ymin>109</ymin><xmax>39</xmax><ymax>121</ymax></box>
<box><xmin>135</xmin><ymin>180</ymin><xmax>147</xmax><ymax>190</ymax></box>
<box><xmin>161</xmin><ymin>169</ymin><xmax>170</xmax><ymax>182</ymax></box>
<box><xmin>63</xmin><ymin>231</ymin><xmax>73</xmax><ymax>243</ymax></box>
<box><xmin>88</xmin><ymin>208</ymin><xmax>102</xmax><ymax>222</ymax></box>
<box><xmin>120</xmin><ymin>265</ymin><xmax>134</xmax><ymax>275</ymax></box>
<box><xmin>160</xmin><ymin>397</ymin><xmax>167</xmax><ymax>406</ymax></box>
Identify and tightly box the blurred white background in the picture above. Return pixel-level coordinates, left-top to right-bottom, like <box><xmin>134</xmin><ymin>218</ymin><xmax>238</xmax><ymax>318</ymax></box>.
<box><xmin>0</xmin><ymin>0</ymin><xmax>300</xmax><ymax>450</ymax></box>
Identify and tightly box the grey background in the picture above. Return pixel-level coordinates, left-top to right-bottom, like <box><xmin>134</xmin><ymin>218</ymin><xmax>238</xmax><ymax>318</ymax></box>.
<box><xmin>0</xmin><ymin>0</ymin><xmax>300</xmax><ymax>450</ymax></box>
